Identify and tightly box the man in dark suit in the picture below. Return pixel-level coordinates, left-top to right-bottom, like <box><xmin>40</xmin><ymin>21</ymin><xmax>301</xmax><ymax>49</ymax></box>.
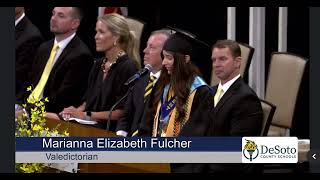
<box><xmin>116</xmin><ymin>29</ymin><xmax>171</xmax><ymax>137</ymax></box>
<box><xmin>207</xmin><ymin>40</ymin><xmax>263</xmax><ymax>173</ymax></box>
<box><xmin>15</xmin><ymin>7</ymin><xmax>43</xmax><ymax>101</ymax></box>
<box><xmin>16</xmin><ymin>7</ymin><xmax>93</xmax><ymax>113</ymax></box>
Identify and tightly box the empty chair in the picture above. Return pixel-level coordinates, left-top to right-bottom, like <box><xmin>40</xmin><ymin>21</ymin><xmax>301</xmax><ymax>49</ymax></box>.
<box><xmin>260</xmin><ymin>99</ymin><xmax>276</xmax><ymax>136</ymax></box>
<box><xmin>266</xmin><ymin>52</ymin><xmax>308</xmax><ymax>136</ymax></box>
<box><xmin>210</xmin><ymin>42</ymin><xmax>254</xmax><ymax>86</ymax></box>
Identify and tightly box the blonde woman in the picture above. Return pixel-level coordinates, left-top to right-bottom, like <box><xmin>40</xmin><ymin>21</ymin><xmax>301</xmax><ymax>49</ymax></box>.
<box><xmin>48</xmin><ymin>13</ymin><xmax>141</xmax><ymax>131</ymax></box>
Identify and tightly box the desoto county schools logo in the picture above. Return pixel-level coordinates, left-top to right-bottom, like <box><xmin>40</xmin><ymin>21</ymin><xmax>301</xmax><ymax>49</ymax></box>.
<box><xmin>242</xmin><ymin>137</ymin><xmax>298</xmax><ymax>163</ymax></box>
<box><xmin>242</xmin><ymin>139</ymin><xmax>259</xmax><ymax>161</ymax></box>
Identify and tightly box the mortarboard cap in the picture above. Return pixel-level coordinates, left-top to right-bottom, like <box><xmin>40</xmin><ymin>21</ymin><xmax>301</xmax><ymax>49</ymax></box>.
<box><xmin>163</xmin><ymin>26</ymin><xmax>209</xmax><ymax>59</ymax></box>
<box><xmin>163</xmin><ymin>26</ymin><xmax>212</xmax><ymax>82</ymax></box>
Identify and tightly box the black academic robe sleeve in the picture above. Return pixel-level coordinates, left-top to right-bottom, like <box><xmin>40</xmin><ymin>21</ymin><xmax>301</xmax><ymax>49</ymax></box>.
<box><xmin>179</xmin><ymin>85</ymin><xmax>214</xmax><ymax>136</ymax></box>
<box><xmin>171</xmin><ymin>85</ymin><xmax>214</xmax><ymax>173</ymax></box>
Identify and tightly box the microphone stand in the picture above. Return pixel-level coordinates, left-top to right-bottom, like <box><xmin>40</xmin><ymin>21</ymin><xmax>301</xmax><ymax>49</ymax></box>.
<box><xmin>106</xmin><ymin>85</ymin><xmax>135</xmax><ymax>131</ymax></box>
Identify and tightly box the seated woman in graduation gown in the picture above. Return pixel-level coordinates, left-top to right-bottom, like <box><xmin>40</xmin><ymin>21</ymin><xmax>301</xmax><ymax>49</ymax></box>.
<box><xmin>47</xmin><ymin>13</ymin><xmax>140</xmax><ymax>131</ymax></box>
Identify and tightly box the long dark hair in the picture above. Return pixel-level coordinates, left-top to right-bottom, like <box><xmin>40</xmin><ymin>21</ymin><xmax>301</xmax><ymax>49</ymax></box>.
<box><xmin>149</xmin><ymin>51</ymin><xmax>201</xmax><ymax>123</ymax></box>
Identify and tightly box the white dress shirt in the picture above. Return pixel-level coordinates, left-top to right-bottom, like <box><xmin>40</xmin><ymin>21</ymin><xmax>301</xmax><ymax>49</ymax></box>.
<box><xmin>52</xmin><ymin>33</ymin><xmax>76</xmax><ymax>65</ymax></box>
<box><xmin>15</xmin><ymin>12</ymin><xmax>25</xmax><ymax>27</ymax></box>
<box><xmin>216</xmin><ymin>74</ymin><xmax>240</xmax><ymax>99</ymax></box>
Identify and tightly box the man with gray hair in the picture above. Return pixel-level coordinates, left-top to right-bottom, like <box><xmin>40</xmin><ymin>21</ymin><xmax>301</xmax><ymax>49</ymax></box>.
<box><xmin>116</xmin><ymin>29</ymin><xmax>171</xmax><ymax>136</ymax></box>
